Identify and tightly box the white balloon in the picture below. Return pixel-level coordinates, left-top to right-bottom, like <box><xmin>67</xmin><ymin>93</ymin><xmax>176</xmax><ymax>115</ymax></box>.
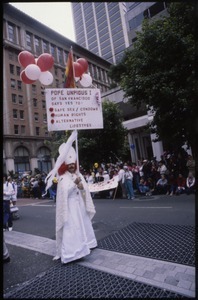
<box><xmin>79</xmin><ymin>73</ymin><xmax>92</xmax><ymax>87</ymax></box>
<box><xmin>39</xmin><ymin>71</ymin><xmax>53</xmax><ymax>85</ymax></box>
<box><xmin>25</xmin><ymin>64</ymin><xmax>41</xmax><ymax>80</ymax></box>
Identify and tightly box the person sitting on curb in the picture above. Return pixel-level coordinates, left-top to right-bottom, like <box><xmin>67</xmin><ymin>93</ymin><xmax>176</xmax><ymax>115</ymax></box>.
<box><xmin>153</xmin><ymin>174</ymin><xmax>168</xmax><ymax>195</ymax></box>
<box><xmin>138</xmin><ymin>177</ymin><xmax>150</xmax><ymax>195</ymax></box>
<box><xmin>175</xmin><ymin>173</ymin><xmax>186</xmax><ymax>196</ymax></box>
<box><xmin>167</xmin><ymin>173</ymin><xmax>177</xmax><ymax>196</ymax></box>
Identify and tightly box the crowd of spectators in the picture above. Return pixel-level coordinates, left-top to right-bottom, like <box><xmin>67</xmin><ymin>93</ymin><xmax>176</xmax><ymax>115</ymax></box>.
<box><xmin>5</xmin><ymin>149</ymin><xmax>196</xmax><ymax>200</ymax></box>
<box><xmin>82</xmin><ymin>150</ymin><xmax>196</xmax><ymax>198</ymax></box>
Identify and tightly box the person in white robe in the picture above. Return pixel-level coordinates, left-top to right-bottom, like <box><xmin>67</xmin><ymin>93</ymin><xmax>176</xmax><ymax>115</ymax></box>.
<box><xmin>44</xmin><ymin>130</ymin><xmax>97</xmax><ymax>264</ymax></box>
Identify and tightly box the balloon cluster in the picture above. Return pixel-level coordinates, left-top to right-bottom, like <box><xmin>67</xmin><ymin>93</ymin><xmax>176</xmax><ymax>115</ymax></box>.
<box><xmin>74</xmin><ymin>58</ymin><xmax>93</xmax><ymax>88</ymax></box>
<box><xmin>18</xmin><ymin>51</ymin><xmax>54</xmax><ymax>85</ymax></box>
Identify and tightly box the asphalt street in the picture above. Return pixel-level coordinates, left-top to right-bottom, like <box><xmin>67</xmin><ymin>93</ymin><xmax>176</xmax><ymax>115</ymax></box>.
<box><xmin>3</xmin><ymin>193</ymin><xmax>196</xmax><ymax>298</ymax></box>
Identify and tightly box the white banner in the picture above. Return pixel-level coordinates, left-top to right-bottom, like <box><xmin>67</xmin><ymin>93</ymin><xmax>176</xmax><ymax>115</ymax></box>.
<box><xmin>88</xmin><ymin>176</ymin><xmax>119</xmax><ymax>193</ymax></box>
<box><xmin>45</xmin><ymin>88</ymin><xmax>103</xmax><ymax>131</ymax></box>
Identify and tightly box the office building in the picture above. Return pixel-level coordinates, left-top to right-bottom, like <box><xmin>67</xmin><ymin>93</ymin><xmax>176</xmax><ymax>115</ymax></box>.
<box><xmin>71</xmin><ymin>2</ymin><xmax>133</xmax><ymax>64</ymax></box>
<box><xmin>101</xmin><ymin>2</ymin><xmax>168</xmax><ymax>161</ymax></box>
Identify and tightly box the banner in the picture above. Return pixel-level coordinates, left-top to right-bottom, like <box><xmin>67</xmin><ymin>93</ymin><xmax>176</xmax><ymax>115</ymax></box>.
<box><xmin>45</xmin><ymin>88</ymin><xmax>103</xmax><ymax>131</ymax></box>
<box><xmin>64</xmin><ymin>48</ymin><xmax>76</xmax><ymax>88</ymax></box>
<box><xmin>88</xmin><ymin>176</ymin><xmax>119</xmax><ymax>193</ymax></box>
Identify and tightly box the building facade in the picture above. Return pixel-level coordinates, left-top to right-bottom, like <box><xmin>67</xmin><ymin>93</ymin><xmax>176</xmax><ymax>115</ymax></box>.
<box><xmin>71</xmin><ymin>2</ymin><xmax>132</xmax><ymax>64</ymax></box>
<box><xmin>73</xmin><ymin>2</ymin><xmax>168</xmax><ymax>162</ymax></box>
<box><xmin>125</xmin><ymin>2</ymin><xmax>168</xmax><ymax>46</ymax></box>
<box><xmin>3</xmin><ymin>3</ymin><xmax>112</xmax><ymax>175</ymax></box>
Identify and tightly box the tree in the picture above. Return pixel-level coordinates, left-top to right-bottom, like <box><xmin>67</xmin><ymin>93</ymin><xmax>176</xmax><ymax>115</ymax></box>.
<box><xmin>45</xmin><ymin>100</ymin><xmax>128</xmax><ymax>170</ymax></box>
<box><xmin>108</xmin><ymin>2</ymin><xmax>196</xmax><ymax>155</ymax></box>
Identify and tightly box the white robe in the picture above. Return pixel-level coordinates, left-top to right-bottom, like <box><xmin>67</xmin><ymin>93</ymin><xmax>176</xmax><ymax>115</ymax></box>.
<box><xmin>55</xmin><ymin>171</ymin><xmax>97</xmax><ymax>264</ymax></box>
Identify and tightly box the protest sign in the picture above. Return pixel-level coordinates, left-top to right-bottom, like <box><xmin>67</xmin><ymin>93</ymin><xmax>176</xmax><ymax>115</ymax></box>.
<box><xmin>88</xmin><ymin>176</ymin><xmax>119</xmax><ymax>193</ymax></box>
<box><xmin>45</xmin><ymin>88</ymin><xmax>103</xmax><ymax>131</ymax></box>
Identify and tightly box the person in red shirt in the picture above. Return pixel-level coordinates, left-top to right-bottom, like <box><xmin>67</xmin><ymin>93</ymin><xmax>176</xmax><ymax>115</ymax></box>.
<box><xmin>175</xmin><ymin>173</ymin><xmax>186</xmax><ymax>195</ymax></box>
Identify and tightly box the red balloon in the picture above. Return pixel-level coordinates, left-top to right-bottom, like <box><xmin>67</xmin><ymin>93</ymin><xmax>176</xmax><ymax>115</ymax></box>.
<box><xmin>73</xmin><ymin>62</ymin><xmax>84</xmax><ymax>77</ymax></box>
<box><xmin>37</xmin><ymin>53</ymin><xmax>54</xmax><ymax>71</ymax></box>
<box><xmin>18</xmin><ymin>51</ymin><xmax>35</xmax><ymax>68</ymax></box>
<box><xmin>76</xmin><ymin>58</ymin><xmax>88</xmax><ymax>73</ymax></box>
<box><xmin>20</xmin><ymin>70</ymin><xmax>36</xmax><ymax>84</ymax></box>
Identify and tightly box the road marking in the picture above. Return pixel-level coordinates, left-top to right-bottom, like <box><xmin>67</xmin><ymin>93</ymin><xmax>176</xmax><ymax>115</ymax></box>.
<box><xmin>120</xmin><ymin>207</ymin><xmax>172</xmax><ymax>209</ymax></box>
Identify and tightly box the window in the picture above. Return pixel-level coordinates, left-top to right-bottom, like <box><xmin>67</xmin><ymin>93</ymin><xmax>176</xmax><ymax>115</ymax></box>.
<box><xmin>19</xmin><ymin>110</ymin><xmax>24</xmax><ymax>119</ymax></box>
<box><xmin>18</xmin><ymin>95</ymin><xmax>23</xmax><ymax>104</ymax></box>
<box><xmin>17</xmin><ymin>80</ymin><xmax>22</xmax><ymax>91</ymax></box>
<box><xmin>10</xmin><ymin>64</ymin><xmax>14</xmax><ymax>75</ymax></box>
<box><xmin>37</xmin><ymin>147</ymin><xmax>52</xmax><ymax>173</ymax></box>
<box><xmin>14</xmin><ymin>146</ymin><xmax>30</xmax><ymax>173</ymax></box>
<box><xmin>56</xmin><ymin>79</ymin><xmax>59</xmax><ymax>88</ymax></box>
<box><xmin>36</xmin><ymin>127</ymin><xmax>40</xmax><ymax>136</ymax></box>
<box><xmin>8</xmin><ymin>23</ymin><xmax>15</xmax><ymax>42</ymax></box>
<box><xmin>132</xmin><ymin>37</ymin><xmax>137</xmax><ymax>43</ymax></box>
<box><xmin>8</xmin><ymin>51</ymin><xmax>15</xmax><ymax>61</ymax></box>
<box><xmin>12</xmin><ymin>94</ymin><xmax>17</xmax><ymax>104</ymax></box>
<box><xmin>149</xmin><ymin>2</ymin><xmax>166</xmax><ymax>18</ymax></box>
<box><xmin>26</xmin><ymin>32</ymin><xmax>32</xmax><ymax>49</ymax></box>
<box><xmin>13</xmin><ymin>109</ymin><xmax>18</xmax><ymax>118</ymax></box>
<box><xmin>50</xmin><ymin>44</ymin><xmax>55</xmax><ymax>58</ymax></box>
<box><xmin>43</xmin><ymin>113</ymin><xmax>47</xmax><ymax>123</ymax></box>
<box><xmin>35</xmin><ymin>37</ymin><xmax>41</xmax><ymax>54</ymax></box>
<box><xmin>44</xmin><ymin>130</ymin><xmax>49</xmax><ymax>137</ymax></box>
<box><xmin>32</xmin><ymin>85</ymin><xmax>37</xmax><ymax>94</ymax></box>
<box><xmin>11</xmin><ymin>79</ymin><xmax>16</xmax><ymax>89</ymax></box>
<box><xmin>42</xmin><ymin>101</ymin><xmax>46</xmax><ymax>109</ymax></box>
<box><xmin>16</xmin><ymin>66</ymin><xmax>21</xmax><ymax>76</ymax></box>
<box><xmin>33</xmin><ymin>98</ymin><xmax>38</xmax><ymax>107</ymax></box>
<box><xmin>54</xmin><ymin>67</ymin><xmax>58</xmax><ymax>76</ymax></box>
<box><xmin>21</xmin><ymin>125</ymin><xmax>25</xmax><ymax>134</ymax></box>
<box><xmin>58</xmin><ymin>48</ymin><xmax>63</xmax><ymax>64</ymax></box>
<box><xmin>43</xmin><ymin>40</ymin><xmax>49</xmax><ymax>53</ymax></box>
<box><xmin>14</xmin><ymin>125</ymin><xmax>19</xmax><ymax>134</ymax></box>
<box><xmin>34</xmin><ymin>112</ymin><xmax>39</xmax><ymax>121</ymax></box>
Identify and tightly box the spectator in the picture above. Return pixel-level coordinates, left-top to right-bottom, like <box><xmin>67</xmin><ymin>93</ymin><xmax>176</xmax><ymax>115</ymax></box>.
<box><xmin>38</xmin><ymin>177</ymin><xmax>46</xmax><ymax>198</ymax></box>
<box><xmin>186</xmin><ymin>155</ymin><xmax>195</xmax><ymax>177</ymax></box>
<box><xmin>157</xmin><ymin>160</ymin><xmax>168</xmax><ymax>176</ymax></box>
<box><xmin>123</xmin><ymin>166</ymin><xmax>135</xmax><ymax>200</ymax></box>
<box><xmin>167</xmin><ymin>173</ymin><xmax>177</xmax><ymax>196</ymax></box>
<box><xmin>31</xmin><ymin>178</ymin><xmax>39</xmax><ymax>199</ymax></box>
<box><xmin>86</xmin><ymin>170</ymin><xmax>96</xmax><ymax>198</ymax></box>
<box><xmin>117</xmin><ymin>164</ymin><xmax>127</xmax><ymax>199</ymax></box>
<box><xmin>185</xmin><ymin>172</ymin><xmax>195</xmax><ymax>195</ymax></box>
<box><xmin>9</xmin><ymin>177</ymin><xmax>18</xmax><ymax>206</ymax></box>
<box><xmin>147</xmin><ymin>177</ymin><xmax>155</xmax><ymax>195</ymax></box>
<box><xmin>95</xmin><ymin>166</ymin><xmax>104</xmax><ymax>183</ymax></box>
<box><xmin>49</xmin><ymin>177</ymin><xmax>58</xmax><ymax>201</ymax></box>
<box><xmin>154</xmin><ymin>174</ymin><xmax>168</xmax><ymax>195</ymax></box>
<box><xmin>175</xmin><ymin>173</ymin><xmax>186</xmax><ymax>196</ymax></box>
<box><xmin>138</xmin><ymin>160</ymin><xmax>144</xmax><ymax>178</ymax></box>
<box><xmin>3</xmin><ymin>175</ymin><xmax>15</xmax><ymax>231</ymax></box>
<box><xmin>138</xmin><ymin>177</ymin><xmax>150</xmax><ymax>195</ymax></box>
<box><xmin>131</xmin><ymin>162</ymin><xmax>140</xmax><ymax>190</ymax></box>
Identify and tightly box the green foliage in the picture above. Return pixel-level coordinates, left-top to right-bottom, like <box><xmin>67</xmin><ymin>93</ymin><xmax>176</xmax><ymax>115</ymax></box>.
<box><xmin>109</xmin><ymin>2</ymin><xmax>196</xmax><ymax>154</ymax></box>
<box><xmin>78</xmin><ymin>100</ymin><xmax>128</xmax><ymax>169</ymax></box>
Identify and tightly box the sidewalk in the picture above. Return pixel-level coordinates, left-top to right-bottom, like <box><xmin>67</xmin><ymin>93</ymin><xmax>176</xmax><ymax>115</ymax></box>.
<box><xmin>4</xmin><ymin>227</ymin><xmax>195</xmax><ymax>298</ymax></box>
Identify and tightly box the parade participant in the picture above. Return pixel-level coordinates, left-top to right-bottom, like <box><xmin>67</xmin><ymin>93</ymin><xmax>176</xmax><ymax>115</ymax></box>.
<box><xmin>44</xmin><ymin>130</ymin><xmax>97</xmax><ymax>264</ymax></box>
